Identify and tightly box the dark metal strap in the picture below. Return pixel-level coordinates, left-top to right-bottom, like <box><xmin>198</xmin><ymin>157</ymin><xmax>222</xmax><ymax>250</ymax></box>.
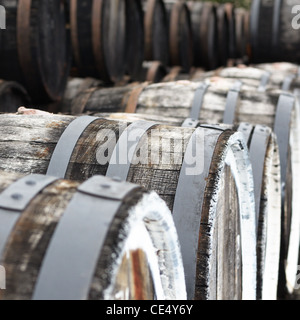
<box><xmin>248</xmin><ymin>125</ymin><xmax>270</xmax><ymax>230</ymax></box>
<box><xmin>0</xmin><ymin>174</ymin><xmax>58</xmax><ymax>258</ymax></box>
<box><xmin>181</xmin><ymin>118</ymin><xmax>201</xmax><ymax>128</ymax></box>
<box><xmin>223</xmin><ymin>81</ymin><xmax>243</xmax><ymax>124</ymax></box>
<box><xmin>46</xmin><ymin>116</ymin><xmax>99</xmax><ymax>178</ymax></box>
<box><xmin>282</xmin><ymin>75</ymin><xmax>296</xmax><ymax>91</ymax></box>
<box><xmin>238</xmin><ymin>122</ymin><xmax>253</xmax><ymax>148</ymax></box>
<box><xmin>106</xmin><ymin>121</ymin><xmax>157</xmax><ymax>180</ymax></box>
<box><xmin>33</xmin><ymin>175</ymin><xmax>139</xmax><ymax>300</ymax></box>
<box><xmin>274</xmin><ymin>93</ymin><xmax>295</xmax><ymax>193</ymax></box>
<box><xmin>172</xmin><ymin>126</ymin><xmax>224</xmax><ymax>300</ymax></box>
<box><xmin>258</xmin><ymin>72</ymin><xmax>271</xmax><ymax>92</ymax></box>
<box><xmin>189</xmin><ymin>83</ymin><xmax>210</xmax><ymax>120</ymax></box>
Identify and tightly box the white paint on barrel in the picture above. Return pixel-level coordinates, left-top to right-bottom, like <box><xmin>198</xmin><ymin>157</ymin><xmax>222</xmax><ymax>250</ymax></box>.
<box><xmin>103</xmin><ymin>191</ymin><xmax>187</xmax><ymax>300</ymax></box>
<box><xmin>224</xmin><ymin>132</ymin><xmax>257</xmax><ymax>300</ymax></box>
<box><xmin>286</xmin><ymin>99</ymin><xmax>300</xmax><ymax>293</ymax></box>
<box><xmin>262</xmin><ymin>133</ymin><xmax>282</xmax><ymax>300</ymax></box>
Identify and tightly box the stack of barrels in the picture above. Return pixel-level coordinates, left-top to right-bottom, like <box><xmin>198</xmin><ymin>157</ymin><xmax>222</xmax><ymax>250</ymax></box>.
<box><xmin>0</xmin><ymin>0</ymin><xmax>299</xmax><ymax>301</ymax></box>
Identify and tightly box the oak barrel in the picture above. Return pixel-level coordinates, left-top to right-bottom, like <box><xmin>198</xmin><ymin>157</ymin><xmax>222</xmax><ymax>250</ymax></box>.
<box><xmin>0</xmin><ymin>113</ymin><xmax>257</xmax><ymax>300</ymax></box>
<box><xmin>0</xmin><ymin>0</ymin><xmax>71</xmax><ymax>104</ymax></box>
<box><xmin>235</xmin><ymin>8</ymin><xmax>249</xmax><ymax>62</ymax></box>
<box><xmin>0</xmin><ymin>171</ymin><xmax>185</xmax><ymax>300</ymax></box>
<box><xmin>216</xmin><ymin>3</ymin><xmax>230</xmax><ymax>67</ymax></box>
<box><xmin>250</xmin><ymin>0</ymin><xmax>300</xmax><ymax>63</ymax></box>
<box><xmin>99</xmin><ymin>112</ymin><xmax>282</xmax><ymax>300</ymax></box>
<box><xmin>143</xmin><ymin>0</ymin><xmax>169</xmax><ymax>66</ymax></box>
<box><xmin>164</xmin><ymin>0</ymin><xmax>194</xmax><ymax>72</ymax></box>
<box><xmin>125</xmin><ymin>0</ymin><xmax>144</xmax><ymax>81</ymax></box>
<box><xmin>70</xmin><ymin>0</ymin><xmax>127</xmax><ymax>83</ymax></box>
<box><xmin>187</xmin><ymin>1</ymin><xmax>219</xmax><ymax>71</ymax></box>
<box><xmin>122</xmin><ymin>78</ymin><xmax>300</xmax><ymax>298</ymax></box>
<box><xmin>220</xmin><ymin>3</ymin><xmax>237</xmax><ymax>60</ymax></box>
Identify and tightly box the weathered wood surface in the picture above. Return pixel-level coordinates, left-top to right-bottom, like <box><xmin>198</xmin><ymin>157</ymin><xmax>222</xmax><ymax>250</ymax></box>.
<box><xmin>0</xmin><ymin>0</ymin><xmax>71</xmax><ymax>103</ymax></box>
<box><xmin>66</xmin><ymin>77</ymin><xmax>300</xmax><ymax>298</ymax></box>
<box><xmin>194</xmin><ymin>65</ymin><xmax>300</xmax><ymax>94</ymax></box>
<box><xmin>0</xmin><ymin>113</ymin><xmax>257</xmax><ymax>300</ymax></box>
<box><xmin>0</xmin><ymin>170</ymin><xmax>186</xmax><ymax>300</ymax></box>
<box><xmin>97</xmin><ymin>112</ymin><xmax>282</xmax><ymax>300</ymax></box>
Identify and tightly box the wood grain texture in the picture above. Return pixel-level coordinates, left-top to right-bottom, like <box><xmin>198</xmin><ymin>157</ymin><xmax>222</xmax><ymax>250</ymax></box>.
<box><xmin>0</xmin><ymin>113</ymin><xmax>256</xmax><ymax>299</ymax></box>
<box><xmin>0</xmin><ymin>170</ymin><xmax>185</xmax><ymax>300</ymax></box>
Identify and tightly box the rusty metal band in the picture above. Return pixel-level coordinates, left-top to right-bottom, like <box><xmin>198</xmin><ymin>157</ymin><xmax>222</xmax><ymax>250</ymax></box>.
<box><xmin>33</xmin><ymin>175</ymin><xmax>139</xmax><ymax>300</ymax></box>
<box><xmin>223</xmin><ymin>81</ymin><xmax>243</xmax><ymax>124</ymax></box>
<box><xmin>163</xmin><ymin>66</ymin><xmax>182</xmax><ymax>82</ymax></box>
<box><xmin>258</xmin><ymin>72</ymin><xmax>271</xmax><ymax>92</ymax></box>
<box><xmin>124</xmin><ymin>83</ymin><xmax>149</xmax><ymax>114</ymax></box>
<box><xmin>272</xmin><ymin>0</ymin><xmax>282</xmax><ymax>48</ymax></box>
<box><xmin>17</xmin><ymin>0</ymin><xmax>33</xmax><ymax>89</ymax></box>
<box><xmin>0</xmin><ymin>174</ymin><xmax>58</xmax><ymax>259</ymax></box>
<box><xmin>46</xmin><ymin>116</ymin><xmax>100</xmax><ymax>178</ymax></box>
<box><xmin>169</xmin><ymin>2</ymin><xmax>181</xmax><ymax>66</ymax></box>
<box><xmin>189</xmin><ymin>83</ymin><xmax>210</xmax><ymax>120</ymax></box>
<box><xmin>146</xmin><ymin>61</ymin><xmax>162</xmax><ymax>82</ymax></box>
<box><xmin>106</xmin><ymin>121</ymin><xmax>158</xmax><ymax>181</ymax></box>
<box><xmin>70</xmin><ymin>0</ymin><xmax>81</xmax><ymax>71</ymax></box>
<box><xmin>92</xmin><ymin>0</ymin><xmax>107</xmax><ymax>80</ymax></box>
<box><xmin>144</xmin><ymin>0</ymin><xmax>156</xmax><ymax>60</ymax></box>
<box><xmin>172</xmin><ymin>126</ymin><xmax>225</xmax><ymax>299</ymax></box>
<box><xmin>273</xmin><ymin>93</ymin><xmax>295</xmax><ymax>197</ymax></box>
<box><xmin>72</xmin><ymin>87</ymin><xmax>98</xmax><ymax>115</ymax></box>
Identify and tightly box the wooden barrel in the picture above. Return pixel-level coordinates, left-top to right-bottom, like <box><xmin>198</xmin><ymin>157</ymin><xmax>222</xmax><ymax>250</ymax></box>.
<box><xmin>187</xmin><ymin>1</ymin><xmax>219</xmax><ymax>71</ymax></box>
<box><xmin>122</xmin><ymin>78</ymin><xmax>300</xmax><ymax>298</ymax></box>
<box><xmin>254</xmin><ymin>62</ymin><xmax>300</xmax><ymax>97</ymax></box>
<box><xmin>125</xmin><ymin>0</ymin><xmax>144</xmax><ymax>81</ymax></box>
<box><xmin>0</xmin><ymin>170</ymin><xmax>186</xmax><ymax>300</ymax></box>
<box><xmin>70</xmin><ymin>0</ymin><xmax>127</xmax><ymax>83</ymax></box>
<box><xmin>0</xmin><ymin>80</ymin><xmax>31</xmax><ymax>113</ymax></box>
<box><xmin>0</xmin><ymin>113</ymin><xmax>257</xmax><ymax>300</ymax></box>
<box><xmin>209</xmin><ymin>65</ymin><xmax>300</xmax><ymax>96</ymax></box>
<box><xmin>216</xmin><ymin>4</ymin><xmax>230</xmax><ymax>67</ymax></box>
<box><xmin>164</xmin><ymin>0</ymin><xmax>194</xmax><ymax>72</ymax></box>
<box><xmin>250</xmin><ymin>0</ymin><xmax>300</xmax><ymax>64</ymax></box>
<box><xmin>0</xmin><ymin>0</ymin><xmax>71</xmax><ymax>104</ymax></box>
<box><xmin>235</xmin><ymin>8</ymin><xmax>248</xmax><ymax>62</ymax></box>
<box><xmin>143</xmin><ymin>0</ymin><xmax>169</xmax><ymax>66</ymax></box>
<box><xmin>220</xmin><ymin>3</ymin><xmax>237</xmax><ymax>61</ymax></box>
<box><xmin>98</xmin><ymin>112</ymin><xmax>282</xmax><ymax>300</ymax></box>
